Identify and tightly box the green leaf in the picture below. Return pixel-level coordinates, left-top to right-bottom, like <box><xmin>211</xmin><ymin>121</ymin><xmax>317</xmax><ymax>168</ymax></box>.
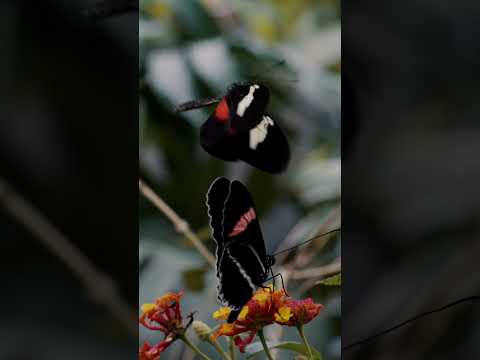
<box><xmin>246</xmin><ymin>341</ymin><xmax>323</xmax><ymax>360</ymax></box>
<box><xmin>317</xmin><ymin>273</ymin><xmax>341</xmax><ymax>286</ymax></box>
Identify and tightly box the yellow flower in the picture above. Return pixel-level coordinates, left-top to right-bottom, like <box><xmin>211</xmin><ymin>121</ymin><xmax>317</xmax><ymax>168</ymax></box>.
<box><xmin>212</xmin><ymin>307</ymin><xmax>232</xmax><ymax>320</ymax></box>
<box><xmin>212</xmin><ymin>323</ymin><xmax>236</xmax><ymax>340</ymax></box>
<box><xmin>141</xmin><ymin>303</ymin><xmax>156</xmax><ymax>314</ymax></box>
<box><xmin>237</xmin><ymin>306</ymin><xmax>249</xmax><ymax>321</ymax></box>
<box><xmin>252</xmin><ymin>291</ymin><xmax>269</xmax><ymax>304</ymax></box>
<box><xmin>274</xmin><ymin>306</ymin><xmax>293</xmax><ymax>324</ymax></box>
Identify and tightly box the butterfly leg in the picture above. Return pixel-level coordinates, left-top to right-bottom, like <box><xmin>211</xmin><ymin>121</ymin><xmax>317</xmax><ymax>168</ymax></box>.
<box><xmin>263</xmin><ymin>271</ymin><xmax>289</xmax><ymax>297</ymax></box>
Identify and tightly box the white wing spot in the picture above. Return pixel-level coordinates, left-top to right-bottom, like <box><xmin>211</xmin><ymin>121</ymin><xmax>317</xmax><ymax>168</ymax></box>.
<box><xmin>249</xmin><ymin>115</ymin><xmax>274</xmax><ymax>150</ymax></box>
<box><xmin>236</xmin><ymin>84</ymin><xmax>260</xmax><ymax>117</ymax></box>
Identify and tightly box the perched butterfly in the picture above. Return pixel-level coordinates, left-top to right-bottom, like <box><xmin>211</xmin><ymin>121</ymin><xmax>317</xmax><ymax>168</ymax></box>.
<box><xmin>176</xmin><ymin>82</ymin><xmax>290</xmax><ymax>174</ymax></box>
<box><xmin>206</xmin><ymin>176</ymin><xmax>277</xmax><ymax>322</ymax></box>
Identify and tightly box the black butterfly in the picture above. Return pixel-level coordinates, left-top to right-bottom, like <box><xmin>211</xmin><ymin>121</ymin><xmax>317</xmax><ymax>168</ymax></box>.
<box><xmin>206</xmin><ymin>176</ymin><xmax>278</xmax><ymax>322</ymax></box>
<box><xmin>176</xmin><ymin>82</ymin><xmax>290</xmax><ymax>174</ymax></box>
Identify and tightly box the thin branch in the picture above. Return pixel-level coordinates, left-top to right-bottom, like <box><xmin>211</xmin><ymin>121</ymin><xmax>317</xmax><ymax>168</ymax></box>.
<box><xmin>0</xmin><ymin>178</ymin><xmax>137</xmax><ymax>336</ymax></box>
<box><xmin>138</xmin><ymin>178</ymin><xmax>216</xmax><ymax>267</ymax></box>
<box><xmin>290</xmin><ymin>261</ymin><xmax>341</xmax><ymax>280</ymax></box>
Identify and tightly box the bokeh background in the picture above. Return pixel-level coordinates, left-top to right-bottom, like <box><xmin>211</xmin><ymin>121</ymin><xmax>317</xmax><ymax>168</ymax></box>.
<box><xmin>138</xmin><ymin>0</ymin><xmax>341</xmax><ymax>359</ymax></box>
<box><xmin>0</xmin><ymin>1</ymin><xmax>137</xmax><ymax>359</ymax></box>
<box><xmin>343</xmin><ymin>0</ymin><xmax>480</xmax><ymax>359</ymax></box>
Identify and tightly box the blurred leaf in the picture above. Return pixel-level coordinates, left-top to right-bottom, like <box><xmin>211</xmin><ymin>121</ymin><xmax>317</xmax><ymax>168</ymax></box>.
<box><xmin>317</xmin><ymin>273</ymin><xmax>341</xmax><ymax>286</ymax></box>
<box><xmin>327</xmin><ymin>59</ymin><xmax>341</xmax><ymax>74</ymax></box>
<box><xmin>182</xmin><ymin>266</ymin><xmax>208</xmax><ymax>292</ymax></box>
<box><xmin>290</xmin><ymin>154</ymin><xmax>340</xmax><ymax>206</ymax></box>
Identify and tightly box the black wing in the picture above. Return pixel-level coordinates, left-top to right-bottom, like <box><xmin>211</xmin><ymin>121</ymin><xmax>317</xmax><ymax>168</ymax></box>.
<box><xmin>216</xmin><ymin>245</ymin><xmax>256</xmax><ymax>311</ymax></box>
<box><xmin>226</xmin><ymin>83</ymin><xmax>270</xmax><ymax>133</ymax></box>
<box><xmin>200</xmin><ymin>116</ymin><xmax>239</xmax><ymax>161</ymax></box>
<box><xmin>207</xmin><ymin>178</ymin><xmax>271</xmax><ymax>316</ymax></box>
<box><xmin>206</xmin><ymin>177</ymin><xmax>232</xmax><ymax>284</ymax></box>
<box><xmin>206</xmin><ymin>177</ymin><xmax>231</xmax><ymax>246</ymax></box>
<box><xmin>237</xmin><ymin>115</ymin><xmax>290</xmax><ymax>174</ymax></box>
<box><xmin>222</xmin><ymin>181</ymin><xmax>269</xmax><ymax>285</ymax></box>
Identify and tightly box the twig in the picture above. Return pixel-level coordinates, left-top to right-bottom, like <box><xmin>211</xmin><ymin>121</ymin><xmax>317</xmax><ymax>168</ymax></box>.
<box><xmin>0</xmin><ymin>178</ymin><xmax>137</xmax><ymax>336</ymax></box>
<box><xmin>290</xmin><ymin>261</ymin><xmax>341</xmax><ymax>280</ymax></box>
<box><xmin>138</xmin><ymin>178</ymin><xmax>216</xmax><ymax>267</ymax></box>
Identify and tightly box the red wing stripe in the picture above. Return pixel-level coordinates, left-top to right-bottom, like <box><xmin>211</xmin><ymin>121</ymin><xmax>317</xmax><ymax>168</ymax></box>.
<box><xmin>228</xmin><ymin>207</ymin><xmax>256</xmax><ymax>237</ymax></box>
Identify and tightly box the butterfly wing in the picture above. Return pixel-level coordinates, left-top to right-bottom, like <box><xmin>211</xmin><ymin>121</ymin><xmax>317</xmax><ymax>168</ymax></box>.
<box><xmin>216</xmin><ymin>245</ymin><xmax>256</xmax><ymax>312</ymax></box>
<box><xmin>207</xmin><ymin>178</ymin><xmax>271</xmax><ymax>315</ymax></box>
<box><xmin>200</xmin><ymin>115</ymin><xmax>239</xmax><ymax>161</ymax></box>
<box><xmin>206</xmin><ymin>177</ymin><xmax>231</xmax><ymax>247</ymax></box>
<box><xmin>222</xmin><ymin>180</ymin><xmax>269</xmax><ymax>286</ymax></box>
<box><xmin>236</xmin><ymin>115</ymin><xmax>290</xmax><ymax>174</ymax></box>
<box><xmin>200</xmin><ymin>83</ymin><xmax>290</xmax><ymax>173</ymax></box>
<box><xmin>226</xmin><ymin>83</ymin><xmax>290</xmax><ymax>173</ymax></box>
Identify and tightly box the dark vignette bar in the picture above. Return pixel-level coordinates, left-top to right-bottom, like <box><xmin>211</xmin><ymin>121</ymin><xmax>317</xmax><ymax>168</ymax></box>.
<box><xmin>0</xmin><ymin>1</ymin><xmax>138</xmax><ymax>358</ymax></box>
<box><xmin>343</xmin><ymin>1</ymin><xmax>480</xmax><ymax>359</ymax></box>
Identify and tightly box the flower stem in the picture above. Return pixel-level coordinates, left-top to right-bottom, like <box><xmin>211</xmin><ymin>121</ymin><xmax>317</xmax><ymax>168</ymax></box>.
<box><xmin>257</xmin><ymin>328</ymin><xmax>275</xmax><ymax>360</ymax></box>
<box><xmin>228</xmin><ymin>337</ymin><xmax>236</xmax><ymax>360</ymax></box>
<box><xmin>297</xmin><ymin>325</ymin><xmax>314</xmax><ymax>360</ymax></box>
<box><xmin>179</xmin><ymin>334</ymin><xmax>212</xmax><ymax>360</ymax></box>
<box><xmin>209</xmin><ymin>338</ymin><xmax>232</xmax><ymax>360</ymax></box>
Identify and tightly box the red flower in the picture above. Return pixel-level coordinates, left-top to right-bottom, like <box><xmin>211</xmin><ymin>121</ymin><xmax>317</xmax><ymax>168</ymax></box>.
<box><xmin>140</xmin><ymin>292</ymin><xmax>183</xmax><ymax>332</ymax></box>
<box><xmin>139</xmin><ymin>335</ymin><xmax>174</xmax><ymax>360</ymax></box>
<box><xmin>139</xmin><ymin>292</ymin><xmax>186</xmax><ymax>359</ymax></box>
<box><xmin>233</xmin><ymin>330</ymin><xmax>257</xmax><ymax>352</ymax></box>
<box><xmin>274</xmin><ymin>298</ymin><xmax>323</xmax><ymax>326</ymax></box>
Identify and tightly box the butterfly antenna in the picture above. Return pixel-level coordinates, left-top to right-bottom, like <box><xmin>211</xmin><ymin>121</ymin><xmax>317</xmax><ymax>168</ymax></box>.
<box><xmin>342</xmin><ymin>295</ymin><xmax>480</xmax><ymax>351</ymax></box>
<box><xmin>248</xmin><ymin>60</ymin><xmax>287</xmax><ymax>81</ymax></box>
<box><xmin>272</xmin><ymin>228</ymin><xmax>341</xmax><ymax>257</ymax></box>
<box><xmin>174</xmin><ymin>97</ymin><xmax>222</xmax><ymax>113</ymax></box>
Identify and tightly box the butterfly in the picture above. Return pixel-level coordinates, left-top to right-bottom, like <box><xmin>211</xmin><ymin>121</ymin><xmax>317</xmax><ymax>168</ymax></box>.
<box><xmin>176</xmin><ymin>82</ymin><xmax>290</xmax><ymax>174</ymax></box>
<box><xmin>206</xmin><ymin>176</ymin><xmax>278</xmax><ymax>322</ymax></box>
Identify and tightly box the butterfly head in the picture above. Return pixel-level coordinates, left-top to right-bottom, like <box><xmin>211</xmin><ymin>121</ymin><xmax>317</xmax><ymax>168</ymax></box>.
<box><xmin>266</xmin><ymin>255</ymin><xmax>275</xmax><ymax>268</ymax></box>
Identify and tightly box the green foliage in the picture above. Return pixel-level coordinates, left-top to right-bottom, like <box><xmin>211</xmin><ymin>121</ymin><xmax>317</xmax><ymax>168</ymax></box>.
<box><xmin>318</xmin><ymin>273</ymin><xmax>341</xmax><ymax>286</ymax></box>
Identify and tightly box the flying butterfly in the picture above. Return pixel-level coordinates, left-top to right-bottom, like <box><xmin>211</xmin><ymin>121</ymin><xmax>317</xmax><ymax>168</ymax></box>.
<box><xmin>176</xmin><ymin>82</ymin><xmax>290</xmax><ymax>174</ymax></box>
<box><xmin>206</xmin><ymin>176</ymin><xmax>339</xmax><ymax>322</ymax></box>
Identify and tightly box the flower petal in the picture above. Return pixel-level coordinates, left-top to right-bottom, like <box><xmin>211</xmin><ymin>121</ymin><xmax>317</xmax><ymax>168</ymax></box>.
<box><xmin>212</xmin><ymin>307</ymin><xmax>232</xmax><ymax>320</ymax></box>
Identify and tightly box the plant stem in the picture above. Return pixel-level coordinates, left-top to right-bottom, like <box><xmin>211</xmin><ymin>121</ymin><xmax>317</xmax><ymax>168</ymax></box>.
<box><xmin>257</xmin><ymin>328</ymin><xmax>274</xmax><ymax>360</ymax></box>
<box><xmin>297</xmin><ymin>325</ymin><xmax>314</xmax><ymax>360</ymax></box>
<box><xmin>179</xmin><ymin>334</ymin><xmax>212</xmax><ymax>360</ymax></box>
<box><xmin>209</xmin><ymin>338</ymin><xmax>232</xmax><ymax>360</ymax></box>
<box><xmin>228</xmin><ymin>337</ymin><xmax>236</xmax><ymax>360</ymax></box>
<box><xmin>138</xmin><ymin>179</ymin><xmax>216</xmax><ymax>267</ymax></box>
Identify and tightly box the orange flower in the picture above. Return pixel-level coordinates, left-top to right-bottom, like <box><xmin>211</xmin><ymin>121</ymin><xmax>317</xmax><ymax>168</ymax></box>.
<box><xmin>139</xmin><ymin>292</ymin><xmax>185</xmax><ymax>358</ymax></box>
<box><xmin>140</xmin><ymin>292</ymin><xmax>183</xmax><ymax>332</ymax></box>
<box><xmin>274</xmin><ymin>298</ymin><xmax>323</xmax><ymax>326</ymax></box>
<box><xmin>212</xmin><ymin>286</ymin><xmax>287</xmax><ymax>352</ymax></box>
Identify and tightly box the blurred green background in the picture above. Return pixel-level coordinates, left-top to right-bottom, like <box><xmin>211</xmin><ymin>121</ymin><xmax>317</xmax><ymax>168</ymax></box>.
<box><xmin>138</xmin><ymin>0</ymin><xmax>340</xmax><ymax>359</ymax></box>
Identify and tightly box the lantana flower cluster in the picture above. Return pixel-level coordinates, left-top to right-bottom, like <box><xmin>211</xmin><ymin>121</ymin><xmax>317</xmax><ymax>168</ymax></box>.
<box><xmin>139</xmin><ymin>286</ymin><xmax>323</xmax><ymax>359</ymax></box>
<box><xmin>211</xmin><ymin>286</ymin><xmax>323</xmax><ymax>352</ymax></box>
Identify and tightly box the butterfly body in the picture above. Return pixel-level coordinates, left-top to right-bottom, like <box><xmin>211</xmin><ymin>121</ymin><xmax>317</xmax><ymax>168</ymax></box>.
<box><xmin>206</xmin><ymin>177</ymin><xmax>276</xmax><ymax>322</ymax></box>
<box><xmin>199</xmin><ymin>82</ymin><xmax>290</xmax><ymax>173</ymax></box>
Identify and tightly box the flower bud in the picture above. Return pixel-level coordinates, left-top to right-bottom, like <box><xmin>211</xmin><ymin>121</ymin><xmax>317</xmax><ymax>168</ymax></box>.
<box><xmin>192</xmin><ymin>320</ymin><xmax>212</xmax><ymax>341</ymax></box>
